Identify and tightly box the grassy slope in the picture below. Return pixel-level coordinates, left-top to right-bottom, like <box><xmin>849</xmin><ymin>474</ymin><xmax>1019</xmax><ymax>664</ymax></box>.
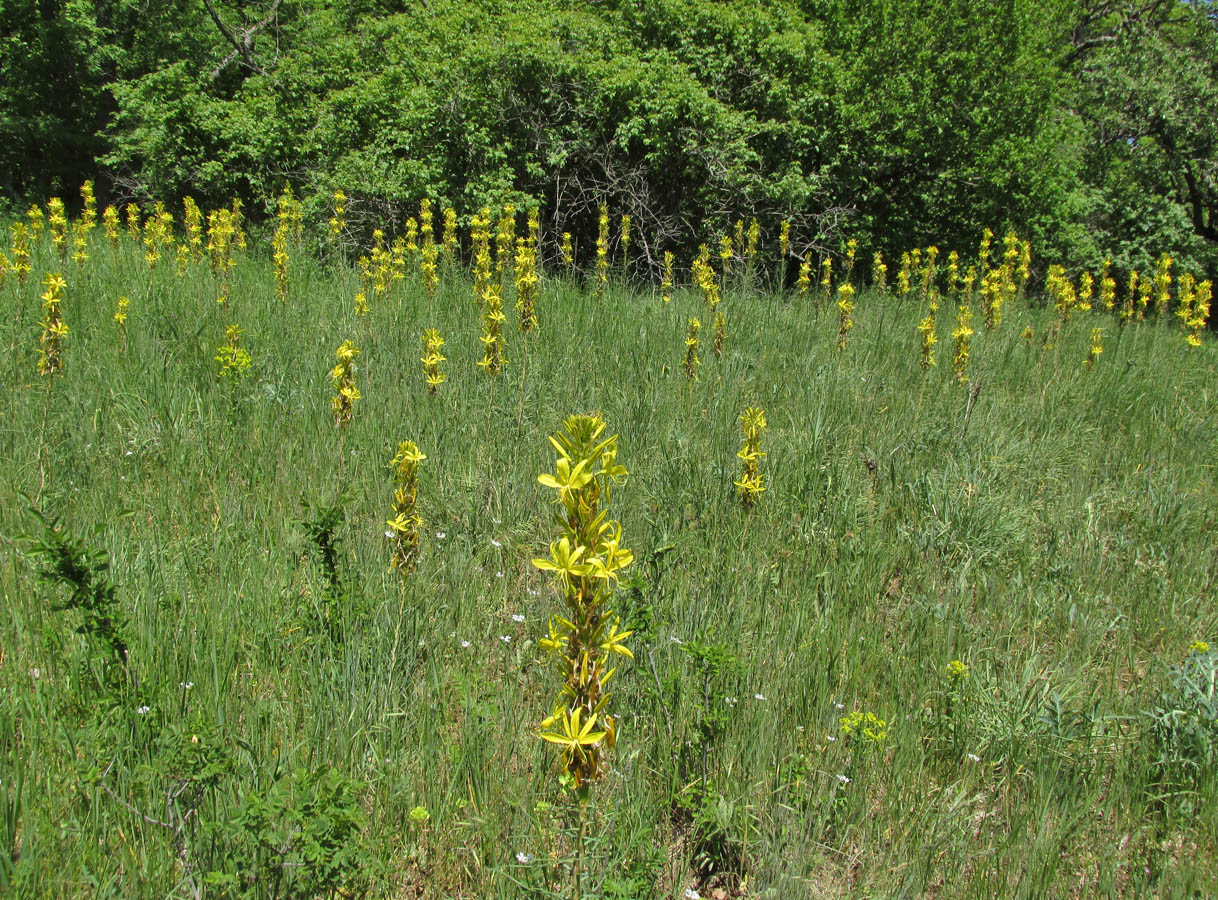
<box><xmin>1</xmin><ymin>229</ymin><xmax>1216</xmax><ymax>899</ymax></box>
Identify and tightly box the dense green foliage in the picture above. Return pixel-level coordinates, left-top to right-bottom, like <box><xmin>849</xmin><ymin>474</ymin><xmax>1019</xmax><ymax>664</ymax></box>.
<box><xmin>1</xmin><ymin>215</ymin><xmax>1216</xmax><ymax>897</ymax></box>
<box><xmin>2</xmin><ymin>0</ymin><xmax>1216</xmax><ymax>274</ymax></box>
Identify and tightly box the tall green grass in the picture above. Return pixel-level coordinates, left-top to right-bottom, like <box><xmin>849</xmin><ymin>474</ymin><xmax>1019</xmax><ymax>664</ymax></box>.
<box><xmin>1</xmin><ymin>229</ymin><xmax>1216</xmax><ymax>898</ymax></box>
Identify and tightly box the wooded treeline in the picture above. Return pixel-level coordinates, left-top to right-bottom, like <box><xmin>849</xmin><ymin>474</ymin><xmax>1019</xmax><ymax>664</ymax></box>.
<box><xmin>1</xmin><ymin>0</ymin><xmax>1215</xmax><ymax>275</ymax></box>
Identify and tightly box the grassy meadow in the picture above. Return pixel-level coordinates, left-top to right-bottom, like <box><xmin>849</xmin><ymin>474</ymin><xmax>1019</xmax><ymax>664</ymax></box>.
<box><xmin>1</xmin><ymin>213</ymin><xmax>1217</xmax><ymax>900</ymax></box>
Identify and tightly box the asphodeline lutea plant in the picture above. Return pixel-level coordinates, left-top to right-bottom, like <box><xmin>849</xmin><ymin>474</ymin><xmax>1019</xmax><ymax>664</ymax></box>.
<box><xmin>442</xmin><ymin>207</ymin><xmax>458</xmax><ymax>264</ymax></box>
<box><xmin>872</xmin><ymin>252</ymin><xmax>887</xmax><ymax>293</ymax></box>
<box><xmin>26</xmin><ymin>204</ymin><xmax>44</xmax><ymax>239</ymax></box>
<box><xmin>951</xmin><ymin>296</ymin><xmax>973</xmax><ymax>382</ymax></box>
<box><xmin>125</xmin><ymin>203</ymin><xmax>141</xmax><ymax>242</ymax></box>
<box><xmin>206</xmin><ymin>208</ymin><xmax>238</xmax><ymax>305</ymax></box>
<box><xmin>1085</xmin><ymin>327</ymin><xmax>1103</xmax><ymax>367</ymax></box>
<box><xmin>102</xmin><ymin>205</ymin><xmax>120</xmax><ymax>245</ymax></box>
<box><xmin>420</xmin><ymin>329</ymin><xmax>447</xmax><ymax>394</ymax></box>
<box><xmin>37</xmin><ymin>273</ymin><xmax>68</xmax><ymax>376</ymax></box>
<box><xmin>71</xmin><ymin>180</ymin><xmax>97</xmax><ymax>265</ymax></box>
<box><xmin>917</xmin><ymin>303</ymin><xmax>938</xmax><ymax>370</ymax></box>
<box><xmin>897</xmin><ymin>251</ymin><xmax>912</xmax><ymax>299</ymax></box>
<box><xmin>692</xmin><ymin>244</ymin><xmax>719</xmax><ymax>310</ymax></box>
<box><xmin>843</xmin><ymin>238</ymin><xmax>858</xmax><ymax>283</ymax></box>
<box><xmin>1151</xmin><ymin>252</ymin><xmax>1173</xmax><ymax>319</ymax></box>
<box><xmin>515</xmin><ymin>236</ymin><xmax>539</xmax><ymax>332</ymax></box>
<box><xmin>745</xmin><ymin>218</ymin><xmax>761</xmax><ymax>263</ymax></box>
<box><xmin>713</xmin><ymin>309</ymin><xmax>726</xmax><ymax>357</ymax></box>
<box><xmin>1186</xmin><ymin>280</ymin><xmax>1211</xmax><ymax>347</ymax></box>
<box><xmin>10</xmin><ymin>223</ymin><xmax>31</xmax><ymax>283</ymax></box>
<box><xmin>272</xmin><ymin>215</ymin><xmax>289</xmax><ymax>303</ymax></box>
<box><xmin>734</xmin><ymin>406</ymin><xmax>767</xmax><ymax>507</ymax></box>
<box><xmin>183</xmin><ymin>196</ymin><xmax>204</xmax><ymax>263</ymax></box>
<box><xmin>561</xmin><ymin>232</ymin><xmax>575</xmax><ymax>272</ymax></box>
<box><xmin>477</xmin><ymin>281</ymin><xmax>507</xmax><ymax>374</ymax></box>
<box><xmin>47</xmin><ymin>198</ymin><xmax>68</xmax><ymax>259</ymax></box>
<box><xmin>495</xmin><ymin>205</ymin><xmax>516</xmax><ymax>289</ymax></box>
<box><xmin>595</xmin><ymin>204</ymin><xmax>609</xmax><ymax>297</ymax></box>
<box><xmin>329</xmin><ymin>190</ymin><xmax>347</xmax><ymax>242</ymax></box>
<box><xmin>534</xmin><ymin>414</ymin><xmax>634</xmax><ymax>790</ymax></box>
<box><xmin>819</xmin><ymin>256</ymin><xmax>832</xmax><ymax>307</ymax></box>
<box><xmin>1176</xmin><ymin>272</ymin><xmax>1196</xmax><ymax>329</ymax></box>
<box><xmin>330</xmin><ymin>341</ymin><xmax>361</xmax><ymax>427</ymax></box>
<box><xmin>683</xmin><ymin>318</ymin><xmax>701</xmax><ymax>381</ymax></box>
<box><xmin>837</xmin><ymin>283</ymin><xmax>855</xmax><ymax>349</ymax></box>
<box><xmin>215</xmin><ymin>324</ymin><xmax>252</xmax><ymax>382</ymax></box>
<box><xmin>796</xmin><ymin>259</ymin><xmax>811</xmax><ymax>299</ymax></box>
<box><xmin>114</xmin><ymin>296</ymin><xmax>130</xmax><ymax>350</ymax></box>
<box><xmin>386</xmin><ymin>441</ymin><xmax>425</xmax><ymax>576</ymax></box>
<box><xmin>1120</xmin><ymin>270</ymin><xmax>1138</xmax><ymax>328</ymax></box>
<box><xmin>719</xmin><ymin>233</ymin><xmax>734</xmax><ymax>289</ymax></box>
<box><xmin>661</xmin><ymin>251</ymin><xmax>674</xmax><ymax>303</ymax></box>
<box><xmin>779</xmin><ymin>220</ymin><xmax>791</xmax><ymax>262</ymax></box>
<box><xmin>420</xmin><ymin>199</ymin><xmax>439</xmax><ymax>298</ymax></box>
<box><xmin>471</xmin><ymin>207</ymin><xmax>493</xmax><ymax>306</ymax></box>
<box><xmin>619</xmin><ymin>214</ymin><xmax>631</xmax><ymax>259</ymax></box>
<box><xmin>1100</xmin><ymin>259</ymin><xmax>1116</xmax><ymax>311</ymax></box>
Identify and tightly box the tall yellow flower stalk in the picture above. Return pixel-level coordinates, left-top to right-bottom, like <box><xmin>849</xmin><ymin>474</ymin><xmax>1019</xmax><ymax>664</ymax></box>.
<box><xmin>10</xmin><ymin>223</ymin><xmax>31</xmax><ymax>283</ymax></box>
<box><xmin>837</xmin><ymin>283</ymin><xmax>855</xmax><ymax>349</ymax></box>
<box><xmin>215</xmin><ymin>324</ymin><xmax>252</xmax><ymax>382</ymax></box>
<box><xmin>477</xmin><ymin>282</ymin><xmax>507</xmax><ymax>374</ymax></box>
<box><xmin>183</xmin><ymin>197</ymin><xmax>204</xmax><ymax>264</ymax></box>
<box><xmin>230</xmin><ymin>199</ymin><xmax>247</xmax><ymax>252</ymax></box>
<box><xmin>843</xmin><ymin>238</ymin><xmax>858</xmax><ymax>283</ymax></box>
<box><xmin>620</xmin><ymin>214</ymin><xmax>631</xmax><ymax>260</ymax></box>
<box><xmin>719</xmin><ymin>233</ymin><xmax>733</xmax><ymax>292</ymax></box>
<box><xmin>534</xmin><ymin>414</ymin><xmax>633</xmax><ymax>788</ymax></box>
<box><xmin>47</xmin><ymin>198</ymin><xmax>68</xmax><ymax>259</ymax></box>
<box><xmin>746</xmin><ymin>218</ymin><xmax>761</xmax><ymax>264</ymax></box>
<box><xmin>917</xmin><ymin>284</ymin><xmax>939</xmax><ymax>370</ymax></box>
<box><xmin>1136</xmin><ymin>277</ymin><xmax>1152</xmax><ymax>321</ymax></box>
<box><xmin>125</xmin><ymin>204</ymin><xmax>141</xmax><ymax>242</ymax></box>
<box><xmin>977</xmin><ymin>228</ymin><xmax>994</xmax><ymax>278</ymax></box>
<box><xmin>919</xmin><ymin>246</ymin><xmax>940</xmax><ymax>305</ymax></box>
<box><xmin>331</xmin><ymin>341</ymin><xmax>361</xmax><ymax>427</ymax></box>
<box><xmin>871</xmin><ymin>252</ymin><xmax>887</xmax><ymax>293</ymax></box>
<box><xmin>819</xmin><ymin>257</ymin><xmax>832</xmax><ymax>307</ymax></box>
<box><xmin>1154</xmin><ymin>253</ymin><xmax>1173</xmax><ymax>319</ymax></box>
<box><xmin>595</xmin><ymin>204</ymin><xmax>609</xmax><ymax>297</ymax></box>
<box><xmin>779</xmin><ymin>220</ymin><xmax>791</xmax><ymax>263</ymax></box>
<box><xmin>683</xmin><ymin>318</ymin><xmax>701</xmax><ymax>381</ymax></box>
<box><xmin>1119</xmin><ymin>271</ymin><xmax>1138</xmax><ymax>328</ymax></box>
<box><xmin>515</xmin><ymin>236</ymin><xmax>539</xmax><ymax>332</ymax></box>
<box><xmin>561</xmin><ymin>232</ymin><xmax>575</xmax><ymax>272</ymax></box>
<box><xmin>952</xmin><ymin>298</ymin><xmax>973</xmax><ymax>382</ymax></box>
<box><xmin>661</xmin><ymin>251</ymin><xmax>674</xmax><ymax>302</ymax></box>
<box><xmin>1077</xmin><ymin>271</ymin><xmax>1094</xmax><ymax>312</ymax></box>
<box><xmin>387</xmin><ymin>441</ymin><xmax>425</xmax><ymax>576</ymax></box>
<box><xmin>329</xmin><ymin>190</ymin><xmax>347</xmax><ymax>243</ymax></box>
<box><xmin>1085</xmin><ymin>327</ymin><xmax>1103</xmax><ymax>366</ymax></box>
<box><xmin>897</xmin><ymin>252</ymin><xmax>912</xmax><ymax>299</ymax></box>
<box><xmin>1100</xmin><ymin>259</ymin><xmax>1116</xmax><ymax>311</ymax></box>
<box><xmin>102</xmin><ymin>205</ymin><xmax>120</xmax><ymax>245</ymax></box>
<box><xmin>1186</xmin><ymin>281</ymin><xmax>1211</xmax><ymax>347</ymax></box>
<box><xmin>734</xmin><ymin>406</ymin><xmax>766</xmax><ymax>507</ymax></box>
<box><xmin>420</xmin><ymin>199</ymin><xmax>439</xmax><ymax>299</ymax></box>
<box><xmin>796</xmin><ymin>260</ymin><xmax>811</xmax><ymax>299</ymax></box>
<box><xmin>37</xmin><ymin>273</ymin><xmax>68</xmax><ymax>376</ymax></box>
<box><xmin>71</xmin><ymin>181</ymin><xmax>97</xmax><ymax>264</ymax></box>
<box><xmin>354</xmin><ymin>256</ymin><xmax>371</xmax><ymax>315</ymax></box>
<box><xmin>945</xmin><ymin>251</ymin><xmax>960</xmax><ymax>301</ymax></box>
<box><xmin>692</xmin><ymin>244</ymin><xmax>720</xmax><ymax>310</ymax></box>
<box><xmin>420</xmin><ymin>329</ymin><xmax>446</xmax><ymax>394</ymax></box>
<box><xmin>27</xmin><ymin>204</ymin><xmax>44</xmax><ymax>239</ymax></box>
<box><xmin>1176</xmin><ymin>272</ymin><xmax>1196</xmax><ymax>329</ymax></box>
<box><xmin>471</xmin><ymin>207</ymin><xmax>492</xmax><ymax>306</ymax></box>
<box><xmin>114</xmin><ymin>296</ymin><xmax>130</xmax><ymax>350</ymax></box>
<box><xmin>442</xmin><ymin>207</ymin><xmax>458</xmax><ymax>264</ymax></box>
<box><xmin>495</xmin><ymin>205</ymin><xmax>516</xmax><ymax>290</ymax></box>
<box><xmin>206</xmin><ymin>208</ymin><xmax>238</xmax><ymax>305</ymax></box>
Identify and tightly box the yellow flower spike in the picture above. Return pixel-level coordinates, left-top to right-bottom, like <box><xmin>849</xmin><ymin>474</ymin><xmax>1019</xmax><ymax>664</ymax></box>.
<box><xmin>600</xmin><ymin>621</ymin><xmax>634</xmax><ymax>659</ymax></box>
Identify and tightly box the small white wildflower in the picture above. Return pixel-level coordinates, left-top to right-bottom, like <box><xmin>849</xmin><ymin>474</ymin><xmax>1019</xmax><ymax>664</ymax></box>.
<box><xmin>684</xmin><ymin>889</ymin><xmax>701</xmax><ymax>900</ymax></box>
<box><xmin>754</xmin><ymin>693</ymin><xmax>767</xmax><ymax>702</ymax></box>
<box><xmin>515</xmin><ymin>852</ymin><xmax>533</xmax><ymax>864</ymax></box>
<box><xmin>461</xmin><ymin>640</ymin><xmax>471</xmax><ymax>648</ymax></box>
<box><xmin>493</xmin><ymin>517</ymin><xmax>502</xmax><ymax>524</ymax></box>
<box><xmin>827</xmin><ymin>735</ymin><xmax>837</xmax><ymax>743</ymax></box>
<box><xmin>967</xmin><ymin>753</ymin><xmax>981</xmax><ymax>763</ymax></box>
<box><xmin>669</xmin><ymin>636</ymin><xmax>684</xmax><ymax>645</ymax></box>
<box><xmin>511</xmin><ymin>614</ymin><xmax>525</xmax><ymax>623</ymax></box>
<box><xmin>496</xmin><ymin>571</ymin><xmax>504</xmax><ymax>578</ymax></box>
<box><xmin>835</xmin><ymin>702</ymin><xmax>845</xmax><ymax>710</ymax></box>
<box><xmin>527</xmin><ymin>588</ymin><xmax>539</xmax><ymax>596</ymax></box>
<box><xmin>836</xmin><ymin>774</ymin><xmax>851</xmax><ymax>784</ymax></box>
<box><xmin>448</xmin><ymin>632</ymin><xmax>456</xmax><ymax>638</ymax></box>
<box><xmin>30</xmin><ymin>668</ymin><xmax>40</xmax><ymax>680</ymax></box>
<box><xmin>179</xmin><ymin>681</ymin><xmax>194</xmax><ymax>690</ymax></box>
<box><xmin>125</xmin><ymin>450</ymin><xmax>133</xmax><ymax>456</ymax></box>
<box><xmin>490</xmin><ymin>539</ymin><xmax>503</xmax><ymax>548</ymax></box>
<box><xmin>384</xmin><ymin>530</ymin><xmax>394</xmax><ymax>539</ymax></box>
<box><xmin>136</xmin><ymin>705</ymin><xmax>150</xmax><ymax>715</ymax></box>
<box><xmin>436</xmin><ymin>532</ymin><xmax>446</xmax><ymax>539</ymax></box>
<box><xmin>724</xmin><ymin>697</ymin><xmax>737</xmax><ymax>706</ymax></box>
<box><xmin>499</xmin><ymin>635</ymin><xmax>512</xmax><ymax>644</ymax></box>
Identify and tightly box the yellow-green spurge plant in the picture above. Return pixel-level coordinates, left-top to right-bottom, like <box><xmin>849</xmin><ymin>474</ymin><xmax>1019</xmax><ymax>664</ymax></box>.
<box><xmin>534</xmin><ymin>414</ymin><xmax>634</xmax><ymax>788</ymax></box>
